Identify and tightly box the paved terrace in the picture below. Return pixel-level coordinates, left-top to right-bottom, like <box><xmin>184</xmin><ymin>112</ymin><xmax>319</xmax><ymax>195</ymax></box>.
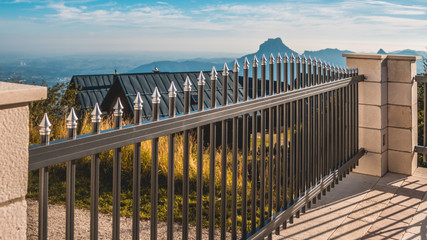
<box><xmin>274</xmin><ymin>168</ymin><xmax>427</xmax><ymax>240</ymax></box>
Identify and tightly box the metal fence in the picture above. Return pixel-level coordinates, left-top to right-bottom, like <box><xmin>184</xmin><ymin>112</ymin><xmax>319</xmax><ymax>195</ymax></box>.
<box><xmin>414</xmin><ymin>75</ymin><xmax>427</xmax><ymax>166</ymax></box>
<box><xmin>29</xmin><ymin>53</ymin><xmax>365</xmax><ymax>240</ymax></box>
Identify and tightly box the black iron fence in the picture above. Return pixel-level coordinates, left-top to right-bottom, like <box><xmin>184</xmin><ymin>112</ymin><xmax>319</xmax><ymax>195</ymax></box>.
<box><xmin>414</xmin><ymin>75</ymin><xmax>427</xmax><ymax>166</ymax></box>
<box><xmin>29</xmin><ymin>53</ymin><xmax>365</xmax><ymax>240</ymax></box>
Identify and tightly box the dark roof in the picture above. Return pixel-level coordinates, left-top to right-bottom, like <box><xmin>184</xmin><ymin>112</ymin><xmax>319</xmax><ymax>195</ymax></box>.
<box><xmin>101</xmin><ymin>71</ymin><xmax>245</xmax><ymax>119</ymax></box>
<box><xmin>70</xmin><ymin>74</ymin><xmax>115</xmax><ymax>110</ymax></box>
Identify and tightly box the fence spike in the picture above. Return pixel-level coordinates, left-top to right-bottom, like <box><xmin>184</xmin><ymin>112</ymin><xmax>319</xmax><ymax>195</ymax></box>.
<box><xmin>290</xmin><ymin>53</ymin><xmax>295</xmax><ymax>63</ymax></box>
<box><xmin>198</xmin><ymin>71</ymin><xmax>206</xmax><ymax>85</ymax></box>
<box><xmin>296</xmin><ymin>55</ymin><xmax>301</xmax><ymax>63</ymax></box>
<box><xmin>222</xmin><ymin>63</ymin><xmax>229</xmax><ymax>76</ymax></box>
<box><xmin>152</xmin><ymin>87</ymin><xmax>161</xmax><ymax>103</ymax></box>
<box><xmin>39</xmin><ymin>113</ymin><xmax>51</xmax><ymax>136</ymax></box>
<box><xmin>169</xmin><ymin>81</ymin><xmax>177</xmax><ymax>97</ymax></box>
<box><xmin>284</xmin><ymin>53</ymin><xmax>289</xmax><ymax>63</ymax></box>
<box><xmin>243</xmin><ymin>57</ymin><xmax>250</xmax><ymax>69</ymax></box>
<box><xmin>253</xmin><ymin>55</ymin><xmax>259</xmax><ymax>67</ymax></box>
<box><xmin>113</xmin><ymin>98</ymin><xmax>124</xmax><ymax>117</ymax></box>
<box><xmin>269</xmin><ymin>53</ymin><xmax>275</xmax><ymax>64</ymax></box>
<box><xmin>308</xmin><ymin>56</ymin><xmax>312</xmax><ymax>64</ymax></box>
<box><xmin>302</xmin><ymin>55</ymin><xmax>307</xmax><ymax>63</ymax></box>
<box><xmin>184</xmin><ymin>76</ymin><xmax>192</xmax><ymax>91</ymax></box>
<box><xmin>233</xmin><ymin>59</ymin><xmax>240</xmax><ymax>72</ymax></box>
<box><xmin>261</xmin><ymin>54</ymin><xmax>267</xmax><ymax>65</ymax></box>
<box><xmin>133</xmin><ymin>92</ymin><xmax>143</xmax><ymax>111</ymax></box>
<box><xmin>277</xmin><ymin>53</ymin><xmax>282</xmax><ymax>63</ymax></box>
<box><xmin>66</xmin><ymin>108</ymin><xmax>78</xmax><ymax>129</ymax></box>
<box><xmin>312</xmin><ymin>57</ymin><xmax>317</xmax><ymax>66</ymax></box>
<box><xmin>91</xmin><ymin>103</ymin><xmax>102</xmax><ymax>123</ymax></box>
<box><xmin>211</xmin><ymin>66</ymin><xmax>218</xmax><ymax>80</ymax></box>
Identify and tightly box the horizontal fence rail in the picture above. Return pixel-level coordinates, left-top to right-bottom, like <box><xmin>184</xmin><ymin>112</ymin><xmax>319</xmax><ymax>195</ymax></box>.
<box><xmin>29</xmin><ymin>53</ymin><xmax>365</xmax><ymax>240</ymax></box>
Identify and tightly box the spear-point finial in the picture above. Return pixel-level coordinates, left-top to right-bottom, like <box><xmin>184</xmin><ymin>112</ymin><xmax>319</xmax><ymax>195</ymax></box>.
<box><xmin>284</xmin><ymin>53</ymin><xmax>289</xmax><ymax>63</ymax></box>
<box><xmin>253</xmin><ymin>55</ymin><xmax>259</xmax><ymax>67</ymax></box>
<box><xmin>313</xmin><ymin>57</ymin><xmax>317</xmax><ymax>66</ymax></box>
<box><xmin>269</xmin><ymin>53</ymin><xmax>275</xmax><ymax>64</ymax></box>
<box><xmin>211</xmin><ymin>66</ymin><xmax>218</xmax><ymax>80</ymax></box>
<box><xmin>290</xmin><ymin>53</ymin><xmax>295</xmax><ymax>63</ymax></box>
<box><xmin>66</xmin><ymin>108</ymin><xmax>78</xmax><ymax>129</ymax></box>
<box><xmin>296</xmin><ymin>55</ymin><xmax>301</xmax><ymax>63</ymax></box>
<box><xmin>113</xmin><ymin>98</ymin><xmax>124</xmax><ymax>117</ymax></box>
<box><xmin>233</xmin><ymin>59</ymin><xmax>240</xmax><ymax>72</ymax></box>
<box><xmin>323</xmin><ymin>60</ymin><xmax>327</xmax><ymax>67</ymax></box>
<box><xmin>243</xmin><ymin>57</ymin><xmax>250</xmax><ymax>69</ymax></box>
<box><xmin>39</xmin><ymin>113</ymin><xmax>51</xmax><ymax>136</ymax></box>
<box><xmin>261</xmin><ymin>54</ymin><xmax>267</xmax><ymax>65</ymax></box>
<box><xmin>277</xmin><ymin>53</ymin><xmax>282</xmax><ymax>63</ymax></box>
<box><xmin>152</xmin><ymin>87</ymin><xmax>161</xmax><ymax>104</ymax></box>
<box><xmin>169</xmin><ymin>81</ymin><xmax>177</xmax><ymax>97</ymax></box>
<box><xmin>133</xmin><ymin>92</ymin><xmax>143</xmax><ymax>110</ymax></box>
<box><xmin>302</xmin><ymin>55</ymin><xmax>307</xmax><ymax>63</ymax></box>
<box><xmin>327</xmin><ymin>62</ymin><xmax>331</xmax><ymax>70</ymax></box>
<box><xmin>198</xmin><ymin>71</ymin><xmax>206</xmax><ymax>85</ymax></box>
<box><xmin>222</xmin><ymin>63</ymin><xmax>229</xmax><ymax>76</ymax></box>
<box><xmin>308</xmin><ymin>56</ymin><xmax>312</xmax><ymax>64</ymax></box>
<box><xmin>184</xmin><ymin>76</ymin><xmax>192</xmax><ymax>91</ymax></box>
<box><xmin>91</xmin><ymin>103</ymin><xmax>102</xmax><ymax>123</ymax></box>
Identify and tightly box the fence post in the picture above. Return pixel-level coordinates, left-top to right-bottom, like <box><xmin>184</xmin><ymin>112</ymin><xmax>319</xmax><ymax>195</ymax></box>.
<box><xmin>344</xmin><ymin>53</ymin><xmax>419</xmax><ymax>176</ymax></box>
<box><xmin>0</xmin><ymin>82</ymin><xmax>46</xmax><ymax>239</ymax></box>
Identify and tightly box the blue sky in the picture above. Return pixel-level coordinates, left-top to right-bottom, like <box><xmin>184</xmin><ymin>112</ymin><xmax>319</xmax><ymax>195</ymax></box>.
<box><xmin>1</xmin><ymin>0</ymin><xmax>426</xmax><ymax>56</ymax></box>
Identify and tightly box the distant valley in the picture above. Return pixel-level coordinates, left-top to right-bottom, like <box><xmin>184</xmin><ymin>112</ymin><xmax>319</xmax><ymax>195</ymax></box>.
<box><xmin>0</xmin><ymin>38</ymin><xmax>425</xmax><ymax>86</ymax></box>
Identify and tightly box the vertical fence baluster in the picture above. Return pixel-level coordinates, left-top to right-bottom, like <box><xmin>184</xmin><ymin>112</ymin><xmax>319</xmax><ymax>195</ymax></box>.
<box><xmin>133</xmin><ymin>94</ymin><xmax>143</xmax><ymax>240</ymax></box>
<box><xmin>260</xmin><ymin>54</ymin><xmax>267</xmax><ymax>226</ymax></box>
<box><xmin>307</xmin><ymin>57</ymin><xmax>313</xmax><ymax>197</ymax></box>
<box><xmin>221</xmin><ymin>64</ymin><xmax>228</xmax><ymax>239</ymax></box>
<box><xmin>38</xmin><ymin>113</ymin><xmax>50</xmax><ymax>240</ymax></box>
<box><xmin>251</xmin><ymin>56</ymin><xmax>259</xmax><ymax>234</ymax></box>
<box><xmin>282</xmin><ymin>54</ymin><xmax>289</xmax><ymax>229</ymax></box>
<box><xmin>267</xmin><ymin>53</ymin><xmax>274</xmax><ymax>240</ymax></box>
<box><xmin>90</xmin><ymin>104</ymin><xmax>101</xmax><ymax>240</ymax></box>
<box><xmin>312</xmin><ymin>58</ymin><xmax>319</xmax><ymax>204</ymax></box>
<box><xmin>151</xmin><ymin>88</ymin><xmax>160</xmax><ymax>240</ymax></box>
<box><xmin>209</xmin><ymin>67</ymin><xmax>217</xmax><ymax>240</ymax></box>
<box><xmin>295</xmin><ymin>55</ymin><xmax>301</xmax><ymax>218</ymax></box>
<box><xmin>301</xmin><ymin>56</ymin><xmax>307</xmax><ymax>211</ymax></box>
<box><xmin>167</xmin><ymin>82</ymin><xmax>177</xmax><ymax>240</ymax></box>
<box><xmin>196</xmin><ymin>71</ymin><xmax>205</xmax><ymax>240</ymax></box>
<box><xmin>232</xmin><ymin>60</ymin><xmax>239</xmax><ymax>240</ymax></box>
<box><xmin>182</xmin><ymin>78</ymin><xmax>191</xmax><ymax>240</ymax></box>
<box><xmin>322</xmin><ymin>61</ymin><xmax>328</xmax><ymax>196</ymax></box>
<box><xmin>289</xmin><ymin>54</ymin><xmax>295</xmax><ymax>224</ymax></box>
<box><xmin>112</xmin><ymin>99</ymin><xmax>123</xmax><ymax>240</ymax></box>
<box><xmin>242</xmin><ymin>58</ymin><xmax>249</xmax><ymax>238</ymax></box>
<box><xmin>326</xmin><ymin>63</ymin><xmax>332</xmax><ymax>189</ymax></box>
<box><xmin>66</xmin><ymin>108</ymin><xmax>77</xmax><ymax>240</ymax></box>
<box><xmin>275</xmin><ymin>53</ymin><xmax>282</xmax><ymax>235</ymax></box>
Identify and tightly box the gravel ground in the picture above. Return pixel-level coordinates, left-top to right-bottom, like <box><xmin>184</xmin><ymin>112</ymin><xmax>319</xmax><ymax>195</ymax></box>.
<box><xmin>27</xmin><ymin>199</ymin><xmax>234</xmax><ymax>239</ymax></box>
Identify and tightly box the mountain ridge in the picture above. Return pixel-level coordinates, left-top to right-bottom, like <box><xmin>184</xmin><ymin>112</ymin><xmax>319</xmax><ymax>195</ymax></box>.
<box><xmin>129</xmin><ymin>38</ymin><xmax>426</xmax><ymax>74</ymax></box>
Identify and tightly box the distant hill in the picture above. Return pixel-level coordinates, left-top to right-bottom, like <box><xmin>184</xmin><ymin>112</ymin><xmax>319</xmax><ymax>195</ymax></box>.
<box><xmin>374</xmin><ymin>49</ymin><xmax>426</xmax><ymax>73</ymax></box>
<box><xmin>129</xmin><ymin>37</ymin><xmax>427</xmax><ymax>75</ymax></box>
<box><xmin>302</xmin><ymin>48</ymin><xmax>353</xmax><ymax>67</ymax></box>
<box><xmin>129</xmin><ymin>38</ymin><xmax>299</xmax><ymax>76</ymax></box>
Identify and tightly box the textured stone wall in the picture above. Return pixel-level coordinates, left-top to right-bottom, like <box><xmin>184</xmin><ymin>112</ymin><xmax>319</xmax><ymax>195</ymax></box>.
<box><xmin>0</xmin><ymin>82</ymin><xmax>46</xmax><ymax>240</ymax></box>
<box><xmin>0</xmin><ymin>104</ymin><xmax>29</xmax><ymax>239</ymax></box>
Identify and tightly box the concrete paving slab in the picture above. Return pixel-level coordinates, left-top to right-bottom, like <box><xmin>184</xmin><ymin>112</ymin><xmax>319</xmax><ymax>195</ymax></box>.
<box><xmin>329</xmin><ymin>217</ymin><xmax>372</xmax><ymax>240</ymax></box>
<box><xmin>348</xmin><ymin>200</ymin><xmax>388</xmax><ymax>223</ymax></box>
<box><xmin>379</xmin><ymin>204</ymin><xmax>417</xmax><ymax>223</ymax></box>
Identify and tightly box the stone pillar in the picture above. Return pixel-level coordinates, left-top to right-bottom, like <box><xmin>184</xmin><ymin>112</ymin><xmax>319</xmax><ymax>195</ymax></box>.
<box><xmin>343</xmin><ymin>54</ymin><xmax>419</xmax><ymax>176</ymax></box>
<box><xmin>0</xmin><ymin>82</ymin><xmax>46</xmax><ymax>239</ymax></box>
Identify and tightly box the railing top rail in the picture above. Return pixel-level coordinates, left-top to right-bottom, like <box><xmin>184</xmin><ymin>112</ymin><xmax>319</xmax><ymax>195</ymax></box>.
<box><xmin>415</xmin><ymin>75</ymin><xmax>427</xmax><ymax>83</ymax></box>
<box><xmin>28</xmin><ymin>75</ymin><xmax>361</xmax><ymax>171</ymax></box>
